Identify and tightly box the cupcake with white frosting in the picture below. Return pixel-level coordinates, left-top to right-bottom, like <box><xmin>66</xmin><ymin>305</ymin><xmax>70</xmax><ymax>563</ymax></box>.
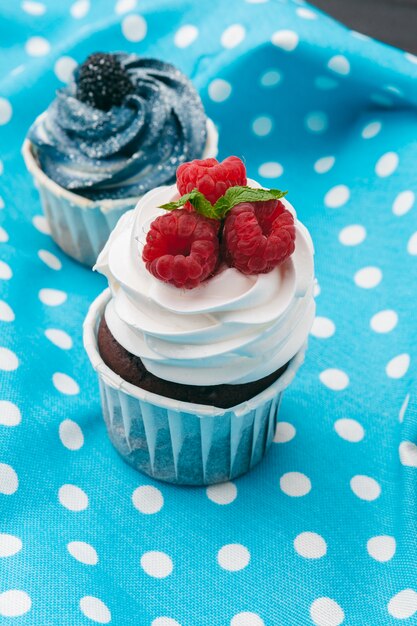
<box><xmin>23</xmin><ymin>52</ymin><xmax>217</xmax><ymax>266</ymax></box>
<box><xmin>84</xmin><ymin>156</ymin><xmax>315</xmax><ymax>484</ymax></box>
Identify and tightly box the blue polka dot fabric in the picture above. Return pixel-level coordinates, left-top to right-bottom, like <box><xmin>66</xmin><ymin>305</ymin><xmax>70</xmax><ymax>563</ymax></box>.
<box><xmin>1</xmin><ymin>0</ymin><xmax>417</xmax><ymax>624</ymax></box>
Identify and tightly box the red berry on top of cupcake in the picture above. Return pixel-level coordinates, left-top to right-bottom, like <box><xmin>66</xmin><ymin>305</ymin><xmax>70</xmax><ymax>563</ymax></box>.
<box><xmin>142</xmin><ymin>157</ymin><xmax>296</xmax><ymax>289</ymax></box>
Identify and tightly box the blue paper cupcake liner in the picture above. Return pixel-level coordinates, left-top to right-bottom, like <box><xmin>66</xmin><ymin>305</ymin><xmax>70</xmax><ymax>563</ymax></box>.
<box><xmin>84</xmin><ymin>289</ymin><xmax>307</xmax><ymax>486</ymax></box>
<box><xmin>22</xmin><ymin>119</ymin><xmax>218</xmax><ymax>267</ymax></box>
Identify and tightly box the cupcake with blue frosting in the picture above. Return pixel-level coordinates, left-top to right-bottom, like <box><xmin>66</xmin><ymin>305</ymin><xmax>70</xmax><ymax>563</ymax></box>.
<box><xmin>23</xmin><ymin>52</ymin><xmax>218</xmax><ymax>266</ymax></box>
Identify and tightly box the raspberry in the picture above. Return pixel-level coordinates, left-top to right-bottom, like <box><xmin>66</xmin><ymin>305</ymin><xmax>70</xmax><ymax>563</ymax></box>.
<box><xmin>177</xmin><ymin>156</ymin><xmax>247</xmax><ymax>206</ymax></box>
<box><xmin>142</xmin><ymin>209</ymin><xmax>220</xmax><ymax>289</ymax></box>
<box><xmin>222</xmin><ymin>200</ymin><xmax>295</xmax><ymax>274</ymax></box>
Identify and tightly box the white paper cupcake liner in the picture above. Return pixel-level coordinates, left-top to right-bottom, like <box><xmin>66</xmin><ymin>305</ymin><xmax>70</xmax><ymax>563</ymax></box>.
<box><xmin>83</xmin><ymin>289</ymin><xmax>307</xmax><ymax>485</ymax></box>
<box><xmin>22</xmin><ymin>118</ymin><xmax>218</xmax><ymax>267</ymax></box>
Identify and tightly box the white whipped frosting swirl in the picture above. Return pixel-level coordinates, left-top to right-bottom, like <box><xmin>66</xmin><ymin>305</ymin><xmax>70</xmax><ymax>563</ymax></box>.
<box><xmin>95</xmin><ymin>179</ymin><xmax>315</xmax><ymax>386</ymax></box>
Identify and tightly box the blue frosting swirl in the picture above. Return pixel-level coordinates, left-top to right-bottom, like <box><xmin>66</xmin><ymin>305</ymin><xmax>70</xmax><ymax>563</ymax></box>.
<box><xmin>28</xmin><ymin>54</ymin><xmax>208</xmax><ymax>200</ymax></box>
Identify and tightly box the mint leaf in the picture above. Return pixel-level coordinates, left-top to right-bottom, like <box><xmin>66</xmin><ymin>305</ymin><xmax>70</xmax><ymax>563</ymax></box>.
<box><xmin>159</xmin><ymin>189</ymin><xmax>216</xmax><ymax>218</ymax></box>
<box><xmin>159</xmin><ymin>186</ymin><xmax>288</xmax><ymax>220</ymax></box>
<box><xmin>213</xmin><ymin>186</ymin><xmax>287</xmax><ymax>219</ymax></box>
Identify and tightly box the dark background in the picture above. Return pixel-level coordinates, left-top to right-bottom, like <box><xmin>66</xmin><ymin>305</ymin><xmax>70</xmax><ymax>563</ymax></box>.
<box><xmin>311</xmin><ymin>0</ymin><xmax>417</xmax><ymax>54</ymax></box>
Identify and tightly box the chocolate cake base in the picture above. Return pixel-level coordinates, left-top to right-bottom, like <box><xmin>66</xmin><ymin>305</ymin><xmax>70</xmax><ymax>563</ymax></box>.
<box><xmin>98</xmin><ymin>316</ymin><xmax>288</xmax><ymax>409</ymax></box>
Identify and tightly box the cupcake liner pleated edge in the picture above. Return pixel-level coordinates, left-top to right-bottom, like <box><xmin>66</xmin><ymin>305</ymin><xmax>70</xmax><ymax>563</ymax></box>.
<box><xmin>83</xmin><ymin>288</ymin><xmax>306</xmax><ymax>485</ymax></box>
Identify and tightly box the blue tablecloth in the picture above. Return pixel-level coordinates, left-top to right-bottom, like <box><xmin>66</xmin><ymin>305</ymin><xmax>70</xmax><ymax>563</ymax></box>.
<box><xmin>1</xmin><ymin>1</ymin><xmax>417</xmax><ymax>624</ymax></box>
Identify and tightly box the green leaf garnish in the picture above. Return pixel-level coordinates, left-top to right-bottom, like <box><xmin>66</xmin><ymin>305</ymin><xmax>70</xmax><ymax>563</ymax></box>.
<box><xmin>159</xmin><ymin>189</ymin><xmax>215</xmax><ymax>217</ymax></box>
<box><xmin>159</xmin><ymin>186</ymin><xmax>287</xmax><ymax>220</ymax></box>
<box><xmin>213</xmin><ymin>186</ymin><xmax>287</xmax><ymax>219</ymax></box>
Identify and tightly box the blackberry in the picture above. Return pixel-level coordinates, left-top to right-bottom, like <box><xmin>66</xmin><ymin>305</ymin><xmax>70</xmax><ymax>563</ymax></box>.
<box><xmin>76</xmin><ymin>52</ymin><xmax>134</xmax><ymax>111</ymax></box>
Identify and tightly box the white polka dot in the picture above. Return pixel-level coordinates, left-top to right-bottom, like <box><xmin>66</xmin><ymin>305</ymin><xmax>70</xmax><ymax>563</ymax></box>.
<box><xmin>315</xmin><ymin>76</ymin><xmax>338</xmax><ymax>90</ymax></box>
<box><xmin>245</xmin><ymin>0</ymin><xmax>269</xmax><ymax>3</ymax></box>
<box><xmin>22</xmin><ymin>1</ymin><xmax>46</xmax><ymax>15</ymax></box>
<box><xmin>132</xmin><ymin>485</ymin><xmax>164</xmax><ymax>514</ymax></box>
<box><xmin>0</xmin><ymin>347</ymin><xmax>18</xmax><ymax>371</ymax></box>
<box><xmin>351</xmin><ymin>30</ymin><xmax>371</xmax><ymax>41</ymax></box>
<box><xmin>294</xmin><ymin>532</ymin><xmax>326</xmax><ymax>559</ymax></box>
<box><xmin>0</xmin><ymin>261</ymin><xmax>12</xmax><ymax>280</ymax></box>
<box><xmin>314</xmin><ymin>156</ymin><xmax>335</xmax><ymax>174</ymax></box>
<box><xmin>0</xmin><ymin>463</ymin><xmax>18</xmax><ymax>495</ymax></box>
<box><xmin>370</xmin><ymin>310</ymin><xmax>398</xmax><ymax>333</ymax></box>
<box><xmin>405</xmin><ymin>52</ymin><xmax>417</xmax><ymax>65</ymax></box>
<box><xmin>324</xmin><ymin>184</ymin><xmax>350</xmax><ymax>208</ymax></box>
<box><xmin>231</xmin><ymin>613</ymin><xmax>265</xmax><ymax>626</ymax></box>
<box><xmin>45</xmin><ymin>328</ymin><xmax>72</xmax><ymax>349</ymax></box>
<box><xmin>252</xmin><ymin>116</ymin><xmax>273</xmax><ymax>136</ymax></box>
<box><xmin>274</xmin><ymin>421</ymin><xmax>296</xmax><ymax>443</ymax></box>
<box><xmin>327</xmin><ymin>55</ymin><xmax>350</xmax><ymax>76</ymax></box>
<box><xmin>32</xmin><ymin>214</ymin><xmax>51</xmax><ymax>234</ymax></box>
<box><xmin>25</xmin><ymin>36</ymin><xmax>50</xmax><ymax>57</ymax></box>
<box><xmin>296</xmin><ymin>7</ymin><xmax>317</xmax><ymax>19</ymax></box>
<box><xmin>399</xmin><ymin>394</ymin><xmax>410</xmax><ymax>423</ymax></box>
<box><xmin>0</xmin><ymin>160</ymin><xmax>3</xmax><ymax>175</ymax></box>
<box><xmin>0</xmin><ymin>590</ymin><xmax>31</xmax><ymax>617</ymax></box>
<box><xmin>0</xmin><ymin>99</ymin><xmax>12</xmax><ymax>126</ymax></box>
<box><xmin>407</xmin><ymin>231</ymin><xmax>417</xmax><ymax>255</ymax></box>
<box><xmin>141</xmin><ymin>551</ymin><xmax>173</xmax><ymax>578</ymax></box>
<box><xmin>0</xmin><ymin>401</ymin><xmax>21</xmax><ymax>426</ymax></box>
<box><xmin>386</xmin><ymin>354</ymin><xmax>410</xmax><ymax>379</ymax></box>
<box><xmin>354</xmin><ymin>267</ymin><xmax>382</xmax><ymax>289</ymax></box>
<box><xmin>58</xmin><ymin>484</ymin><xmax>88</xmax><ymax>511</ymax></box>
<box><xmin>0</xmin><ymin>226</ymin><xmax>8</xmax><ymax>242</ymax></box>
<box><xmin>260</xmin><ymin>69</ymin><xmax>281</xmax><ymax>87</ymax></box>
<box><xmin>217</xmin><ymin>544</ymin><xmax>250</xmax><ymax>571</ymax></box>
<box><xmin>221</xmin><ymin>24</ymin><xmax>246</xmax><ymax>48</ymax></box>
<box><xmin>350</xmin><ymin>475</ymin><xmax>381</xmax><ymax>501</ymax></box>
<box><xmin>174</xmin><ymin>24</ymin><xmax>198</xmax><ymax>48</ymax></box>
<box><xmin>367</xmin><ymin>535</ymin><xmax>396</xmax><ymax>562</ymax></box>
<box><xmin>280</xmin><ymin>472</ymin><xmax>311</xmax><ymax>497</ymax></box>
<box><xmin>310</xmin><ymin>597</ymin><xmax>344</xmax><ymax>626</ymax></box>
<box><xmin>39</xmin><ymin>288</ymin><xmax>67</xmax><ymax>306</ymax></box>
<box><xmin>314</xmin><ymin>280</ymin><xmax>321</xmax><ymax>297</ymax></box>
<box><xmin>206</xmin><ymin>481</ymin><xmax>237</xmax><ymax>505</ymax></box>
<box><xmin>271</xmin><ymin>30</ymin><xmax>299</xmax><ymax>51</ymax></box>
<box><xmin>393</xmin><ymin>190</ymin><xmax>414</xmax><ymax>216</ymax></box>
<box><xmin>319</xmin><ymin>369</ymin><xmax>349</xmax><ymax>391</ymax></box>
<box><xmin>38</xmin><ymin>249</ymin><xmax>62</xmax><ymax>270</ymax></box>
<box><xmin>375</xmin><ymin>152</ymin><xmax>399</xmax><ymax>177</ymax></box>
<box><xmin>53</xmin><ymin>372</ymin><xmax>80</xmax><ymax>395</ymax></box>
<box><xmin>80</xmin><ymin>596</ymin><xmax>110</xmax><ymax>623</ymax></box>
<box><xmin>122</xmin><ymin>14</ymin><xmax>147</xmax><ymax>41</ymax></box>
<box><xmin>258</xmin><ymin>162</ymin><xmax>283</xmax><ymax>178</ymax></box>
<box><xmin>152</xmin><ymin>619</ymin><xmax>181</xmax><ymax>626</ymax></box>
<box><xmin>388</xmin><ymin>589</ymin><xmax>417</xmax><ymax>620</ymax></box>
<box><xmin>339</xmin><ymin>224</ymin><xmax>366</xmax><ymax>246</ymax></box>
<box><xmin>385</xmin><ymin>84</ymin><xmax>402</xmax><ymax>97</ymax></box>
<box><xmin>0</xmin><ymin>534</ymin><xmax>22</xmax><ymax>558</ymax></box>
<box><xmin>386</xmin><ymin>86</ymin><xmax>402</xmax><ymax>100</ymax></box>
<box><xmin>0</xmin><ymin>197</ymin><xmax>4</xmax><ymax>210</ymax></box>
<box><xmin>115</xmin><ymin>0</ymin><xmax>136</xmax><ymax>14</ymax></box>
<box><xmin>67</xmin><ymin>541</ymin><xmax>98</xmax><ymax>565</ymax></box>
<box><xmin>305</xmin><ymin>111</ymin><xmax>328</xmax><ymax>133</ymax></box>
<box><xmin>399</xmin><ymin>441</ymin><xmax>417</xmax><ymax>468</ymax></box>
<box><xmin>11</xmin><ymin>65</ymin><xmax>25</xmax><ymax>77</ymax></box>
<box><xmin>208</xmin><ymin>79</ymin><xmax>232</xmax><ymax>102</ymax></box>
<box><xmin>54</xmin><ymin>56</ymin><xmax>77</xmax><ymax>83</ymax></box>
<box><xmin>59</xmin><ymin>419</ymin><xmax>84</xmax><ymax>450</ymax></box>
<box><xmin>310</xmin><ymin>316</ymin><xmax>335</xmax><ymax>339</ymax></box>
<box><xmin>361</xmin><ymin>121</ymin><xmax>381</xmax><ymax>139</ymax></box>
<box><xmin>0</xmin><ymin>297</ymin><xmax>11</xmax><ymax>318</ymax></box>
<box><xmin>70</xmin><ymin>0</ymin><xmax>90</xmax><ymax>18</ymax></box>
<box><xmin>334</xmin><ymin>418</ymin><xmax>364</xmax><ymax>443</ymax></box>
